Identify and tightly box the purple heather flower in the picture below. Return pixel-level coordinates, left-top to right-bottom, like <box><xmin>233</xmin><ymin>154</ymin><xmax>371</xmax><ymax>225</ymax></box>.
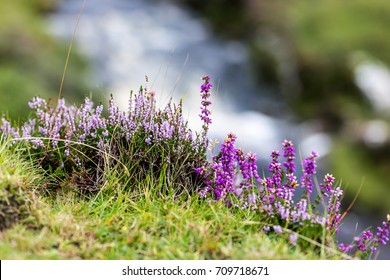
<box><xmin>282</xmin><ymin>139</ymin><xmax>296</xmax><ymax>174</ymax></box>
<box><xmin>21</xmin><ymin>119</ymin><xmax>36</xmax><ymax>140</ymax></box>
<box><xmin>1</xmin><ymin>118</ymin><xmax>21</xmax><ymax>139</ymax></box>
<box><xmin>365</xmin><ymin>218</ymin><xmax>390</xmax><ymax>254</ymax></box>
<box><xmin>21</xmin><ymin>125</ymin><xmax>31</xmax><ymax>139</ymax></box>
<box><xmin>348</xmin><ymin>229</ymin><xmax>374</xmax><ymax>253</ymax></box>
<box><xmin>291</xmin><ymin>198</ymin><xmax>311</xmax><ymax>223</ymax></box>
<box><xmin>262</xmin><ymin>194</ymin><xmax>275</xmax><ymax>205</ymax></box>
<box><xmin>246</xmin><ymin>152</ymin><xmax>261</xmax><ymax>182</ymax></box>
<box><xmin>28</xmin><ymin>96</ymin><xmax>47</xmax><ymax>110</ymax></box>
<box><xmin>263</xmin><ymin>226</ymin><xmax>270</xmax><ymax>232</ymax></box>
<box><xmin>289</xmin><ymin>233</ymin><xmax>298</xmax><ymax>245</ymax></box>
<box><xmin>375</xmin><ymin>221</ymin><xmax>390</xmax><ymax>245</ymax></box>
<box><xmin>285</xmin><ymin>173</ymin><xmax>298</xmax><ymax>192</ymax></box>
<box><xmin>237</xmin><ymin>150</ymin><xmax>261</xmax><ymax>188</ymax></box>
<box><xmin>206</xmin><ymin>133</ymin><xmax>241</xmax><ymax>200</ymax></box>
<box><xmin>248</xmin><ymin>193</ymin><xmax>257</xmax><ymax>205</ymax></box>
<box><xmin>320</xmin><ymin>173</ymin><xmax>335</xmax><ymax>196</ymax></box>
<box><xmin>159</xmin><ymin>120</ymin><xmax>174</xmax><ymax>139</ymax></box>
<box><xmin>145</xmin><ymin>136</ymin><xmax>152</xmax><ymax>145</ymax></box>
<box><xmin>275</xmin><ymin>202</ymin><xmax>290</xmax><ymax>220</ymax></box>
<box><xmin>338</xmin><ymin>243</ymin><xmax>354</xmax><ymax>253</ymax></box>
<box><xmin>362</xmin><ymin>230</ymin><xmax>373</xmax><ymax>240</ymax></box>
<box><xmin>268</xmin><ymin>150</ymin><xmax>282</xmax><ymax>190</ymax></box>
<box><xmin>235</xmin><ymin>188</ymin><xmax>243</xmax><ymax>196</ymax></box>
<box><xmin>108</xmin><ymin>95</ymin><xmax>124</xmax><ymax>126</ymax></box>
<box><xmin>355</xmin><ymin>236</ymin><xmax>368</xmax><ymax>252</ymax></box>
<box><xmin>326</xmin><ymin>186</ymin><xmax>343</xmax><ymax>231</ymax></box>
<box><xmin>195</xmin><ymin>167</ymin><xmax>204</xmax><ymax>176</ymax></box>
<box><xmin>219</xmin><ymin>134</ymin><xmax>237</xmax><ymax>186</ymax></box>
<box><xmin>300</xmin><ymin>151</ymin><xmax>318</xmax><ymax>196</ymax></box>
<box><xmin>199</xmin><ymin>186</ymin><xmax>211</xmax><ymax>198</ymax></box>
<box><xmin>273</xmin><ymin>225</ymin><xmax>283</xmax><ymax>234</ymax></box>
<box><xmin>199</xmin><ymin>76</ymin><xmax>212</xmax><ymax>148</ymax></box>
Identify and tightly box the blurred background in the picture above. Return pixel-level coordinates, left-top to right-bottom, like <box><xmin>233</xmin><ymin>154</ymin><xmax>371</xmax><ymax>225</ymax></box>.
<box><xmin>1</xmin><ymin>0</ymin><xmax>389</xmax><ymax>258</ymax></box>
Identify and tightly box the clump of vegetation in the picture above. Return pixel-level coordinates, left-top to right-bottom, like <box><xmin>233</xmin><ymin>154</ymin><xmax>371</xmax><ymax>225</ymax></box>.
<box><xmin>0</xmin><ymin>76</ymin><xmax>389</xmax><ymax>259</ymax></box>
<box><xmin>197</xmin><ymin>132</ymin><xmax>389</xmax><ymax>259</ymax></box>
<box><xmin>0</xmin><ymin>78</ymin><xmax>210</xmax><ymax>196</ymax></box>
<box><xmin>0</xmin><ymin>136</ymin><xmax>42</xmax><ymax>231</ymax></box>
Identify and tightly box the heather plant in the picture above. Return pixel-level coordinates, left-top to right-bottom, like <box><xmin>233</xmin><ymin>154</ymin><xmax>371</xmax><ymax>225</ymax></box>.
<box><xmin>194</xmin><ymin>77</ymin><xmax>389</xmax><ymax>258</ymax></box>
<box><xmin>1</xmin><ymin>75</ymin><xmax>389</xmax><ymax>259</ymax></box>
<box><xmin>0</xmin><ymin>80</ymin><xmax>209</xmax><ymax>195</ymax></box>
<box><xmin>196</xmin><ymin>132</ymin><xmax>390</xmax><ymax>258</ymax></box>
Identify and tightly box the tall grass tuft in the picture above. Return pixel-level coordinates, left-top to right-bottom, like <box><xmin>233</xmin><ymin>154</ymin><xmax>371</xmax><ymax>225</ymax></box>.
<box><xmin>0</xmin><ymin>135</ymin><xmax>43</xmax><ymax>231</ymax></box>
<box><xmin>1</xmin><ymin>81</ymin><xmax>209</xmax><ymax>196</ymax></box>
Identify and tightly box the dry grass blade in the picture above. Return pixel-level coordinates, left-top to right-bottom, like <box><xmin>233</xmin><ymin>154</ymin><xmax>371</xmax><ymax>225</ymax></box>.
<box><xmin>58</xmin><ymin>0</ymin><xmax>88</xmax><ymax>100</ymax></box>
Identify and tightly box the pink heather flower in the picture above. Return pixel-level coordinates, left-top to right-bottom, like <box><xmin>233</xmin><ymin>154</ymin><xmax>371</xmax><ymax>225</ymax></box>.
<box><xmin>28</xmin><ymin>96</ymin><xmax>47</xmax><ymax>110</ymax></box>
<box><xmin>273</xmin><ymin>225</ymin><xmax>283</xmax><ymax>234</ymax></box>
<box><xmin>326</xmin><ymin>186</ymin><xmax>343</xmax><ymax>231</ymax></box>
<box><xmin>248</xmin><ymin>193</ymin><xmax>257</xmax><ymax>205</ymax></box>
<box><xmin>199</xmin><ymin>187</ymin><xmax>211</xmax><ymax>198</ymax></box>
<box><xmin>263</xmin><ymin>226</ymin><xmax>270</xmax><ymax>232</ymax></box>
<box><xmin>320</xmin><ymin>173</ymin><xmax>335</xmax><ymax>196</ymax></box>
<box><xmin>235</xmin><ymin>188</ymin><xmax>243</xmax><ymax>196</ymax></box>
<box><xmin>289</xmin><ymin>233</ymin><xmax>298</xmax><ymax>245</ymax></box>
<box><xmin>199</xmin><ymin>76</ymin><xmax>212</xmax><ymax>148</ymax></box>
<box><xmin>0</xmin><ymin>118</ymin><xmax>21</xmax><ymax>139</ymax></box>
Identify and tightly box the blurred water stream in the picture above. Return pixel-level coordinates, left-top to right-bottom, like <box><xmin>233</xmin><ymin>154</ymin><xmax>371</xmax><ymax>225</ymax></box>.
<box><xmin>47</xmin><ymin>0</ymin><xmax>330</xmax><ymax>157</ymax></box>
<box><xmin>47</xmin><ymin>0</ymin><xmax>389</xmax><ymax>258</ymax></box>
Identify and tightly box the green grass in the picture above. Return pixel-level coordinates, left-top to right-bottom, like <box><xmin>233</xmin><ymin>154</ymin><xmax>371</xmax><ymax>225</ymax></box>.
<box><xmin>0</xmin><ymin>138</ymin><xmax>345</xmax><ymax>260</ymax></box>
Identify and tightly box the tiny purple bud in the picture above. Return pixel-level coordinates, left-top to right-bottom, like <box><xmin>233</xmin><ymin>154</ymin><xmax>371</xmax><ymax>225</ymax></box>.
<box><xmin>289</xmin><ymin>233</ymin><xmax>298</xmax><ymax>245</ymax></box>
<box><xmin>273</xmin><ymin>225</ymin><xmax>283</xmax><ymax>234</ymax></box>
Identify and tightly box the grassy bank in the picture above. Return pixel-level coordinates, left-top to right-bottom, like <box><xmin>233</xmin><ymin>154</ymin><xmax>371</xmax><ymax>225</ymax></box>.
<box><xmin>0</xmin><ymin>138</ymin><xmax>338</xmax><ymax>260</ymax></box>
<box><xmin>1</xmin><ymin>78</ymin><xmax>388</xmax><ymax>260</ymax></box>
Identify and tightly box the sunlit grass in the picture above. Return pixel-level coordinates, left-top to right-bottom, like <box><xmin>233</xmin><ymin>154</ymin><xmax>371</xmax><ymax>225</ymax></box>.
<box><xmin>0</xmin><ymin>136</ymin><xmax>345</xmax><ymax>259</ymax></box>
<box><xmin>0</xmin><ymin>174</ymin><xmax>342</xmax><ymax>260</ymax></box>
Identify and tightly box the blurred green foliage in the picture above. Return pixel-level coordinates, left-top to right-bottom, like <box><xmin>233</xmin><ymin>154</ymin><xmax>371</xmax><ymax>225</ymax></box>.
<box><xmin>285</xmin><ymin>0</ymin><xmax>390</xmax><ymax>215</ymax></box>
<box><xmin>288</xmin><ymin>0</ymin><xmax>390</xmax><ymax>63</ymax></box>
<box><xmin>285</xmin><ymin>0</ymin><xmax>390</xmax><ymax>123</ymax></box>
<box><xmin>0</xmin><ymin>0</ymin><xmax>89</xmax><ymax>120</ymax></box>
